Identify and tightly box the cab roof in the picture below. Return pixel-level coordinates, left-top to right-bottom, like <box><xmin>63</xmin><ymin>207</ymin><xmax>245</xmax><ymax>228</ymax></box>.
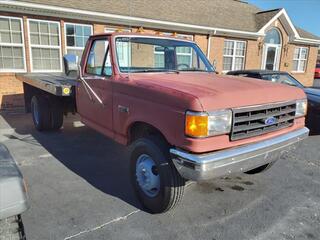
<box><xmin>89</xmin><ymin>32</ymin><xmax>194</xmax><ymax>42</ymax></box>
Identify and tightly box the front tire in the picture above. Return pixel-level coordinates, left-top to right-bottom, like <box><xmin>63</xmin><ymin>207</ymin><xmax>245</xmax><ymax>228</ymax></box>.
<box><xmin>130</xmin><ymin>137</ymin><xmax>185</xmax><ymax>214</ymax></box>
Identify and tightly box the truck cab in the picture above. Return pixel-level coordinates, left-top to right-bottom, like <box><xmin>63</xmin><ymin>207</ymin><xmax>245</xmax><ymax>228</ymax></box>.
<box><xmin>22</xmin><ymin>32</ymin><xmax>309</xmax><ymax>213</ymax></box>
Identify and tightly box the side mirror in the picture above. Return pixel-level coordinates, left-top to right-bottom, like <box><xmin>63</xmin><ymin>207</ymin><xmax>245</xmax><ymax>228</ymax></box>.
<box><xmin>63</xmin><ymin>54</ymin><xmax>79</xmax><ymax>76</ymax></box>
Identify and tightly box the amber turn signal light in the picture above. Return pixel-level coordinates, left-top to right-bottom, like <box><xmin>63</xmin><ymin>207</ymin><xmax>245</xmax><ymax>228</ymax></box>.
<box><xmin>185</xmin><ymin>112</ymin><xmax>208</xmax><ymax>137</ymax></box>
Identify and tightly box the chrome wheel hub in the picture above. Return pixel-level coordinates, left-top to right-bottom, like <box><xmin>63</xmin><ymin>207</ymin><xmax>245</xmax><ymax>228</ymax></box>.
<box><xmin>136</xmin><ymin>154</ymin><xmax>160</xmax><ymax>197</ymax></box>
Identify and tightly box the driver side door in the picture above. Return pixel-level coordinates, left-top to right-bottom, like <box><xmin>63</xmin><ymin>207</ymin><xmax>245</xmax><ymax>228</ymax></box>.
<box><xmin>76</xmin><ymin>36</ymin><xmax>114</xmax><ymax>138</ymax></box>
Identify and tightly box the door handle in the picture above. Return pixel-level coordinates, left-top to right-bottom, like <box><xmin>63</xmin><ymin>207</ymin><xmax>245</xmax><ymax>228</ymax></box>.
<box><xmin>118</xmin><ymin>105</ymin><xmax>129</xmax><ymax>113</ymax></box>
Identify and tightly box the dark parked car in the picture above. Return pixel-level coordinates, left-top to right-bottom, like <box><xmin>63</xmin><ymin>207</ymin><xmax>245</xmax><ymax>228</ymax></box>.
<box><xmin>227</xmin><ymin>70</ymin><xmax>320</xmax><ymax>134</ymax></box>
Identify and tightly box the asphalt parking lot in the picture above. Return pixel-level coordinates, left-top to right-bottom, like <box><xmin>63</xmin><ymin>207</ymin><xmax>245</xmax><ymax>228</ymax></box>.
<box><xmin>0</xmin><ymin>113</ymin><xmax>319</xmax><ymax>240</ymax></box>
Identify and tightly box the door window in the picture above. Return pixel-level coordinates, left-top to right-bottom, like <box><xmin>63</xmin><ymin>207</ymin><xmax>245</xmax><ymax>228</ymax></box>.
<box><xmin>262</xmin><ymin>45</ymin><xmax>280</xmax><ymax>71</ymax></box>
<box><xmin>86</xmin><ymin>38</ymin><xmax>112</xmax><ymax>76</ymax></box>
<box><xmin>103</xmin><ymin>48</ymin><xmax>112</xmax><ymax>77</ymax></box>
<box><xmin>265</xmin><ymin>46</ymin><xmax>276</xmax><ymax>70</ymax></box>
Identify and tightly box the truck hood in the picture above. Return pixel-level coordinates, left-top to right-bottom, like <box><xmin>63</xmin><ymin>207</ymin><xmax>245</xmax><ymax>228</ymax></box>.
<box><xmin>128</xmin><ymin>72</ymin><xmax>306</xmax><ymax>110</ymax></box>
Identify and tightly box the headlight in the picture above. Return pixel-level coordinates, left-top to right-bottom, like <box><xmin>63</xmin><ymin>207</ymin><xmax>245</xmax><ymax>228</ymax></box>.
<box><xmin>185</xmin><ymin>110</ymin><xmax>232</xmax><ymax>137</ymax></box>
<box><xmin>295</xmin><ymin>99</ymin><xmax>307</xmax><ymax>117</ymax></box>
<box><xmin>208</xmin><ymin>110</ymin><xmax>232</xmax><ymax>136</ymax></box>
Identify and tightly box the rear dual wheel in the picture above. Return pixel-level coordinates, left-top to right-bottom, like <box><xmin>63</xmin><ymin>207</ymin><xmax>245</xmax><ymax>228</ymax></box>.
<box><xmin>31</xmin><ymin>95</ymin><xmax>63</xmax><ymax>131</ymax></box>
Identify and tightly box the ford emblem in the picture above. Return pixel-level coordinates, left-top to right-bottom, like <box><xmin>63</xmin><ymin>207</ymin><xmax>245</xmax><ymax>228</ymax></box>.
<box><xmin>265</xmin><ymin>117</ymin><xmax>277</xmax><ymax>125</ymax></box>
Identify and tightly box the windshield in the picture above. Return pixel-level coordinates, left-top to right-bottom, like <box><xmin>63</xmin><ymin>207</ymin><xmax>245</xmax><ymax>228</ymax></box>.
<box><xmin>115</xmin><ymin>37</ymin><xmax>214</xmax><ymax>73</ymax></box>
<box><xmin>261</xmin><ymin>73</ymin><xmax>304</xmax><ymax>88</ymax></box>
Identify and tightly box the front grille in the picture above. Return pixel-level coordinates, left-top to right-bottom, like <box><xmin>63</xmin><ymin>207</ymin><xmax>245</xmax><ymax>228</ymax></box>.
<box><xmin>231</xmin><ymin>101</ymin><xmax>296</xmax><ymax>141</ymax></box>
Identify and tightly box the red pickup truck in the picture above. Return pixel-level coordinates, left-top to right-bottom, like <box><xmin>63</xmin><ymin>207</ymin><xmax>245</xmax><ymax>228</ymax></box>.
<box><xmin>18</xmin><ymin>32</ymin><xmax>309</xmax><ymax>213</ymax></box>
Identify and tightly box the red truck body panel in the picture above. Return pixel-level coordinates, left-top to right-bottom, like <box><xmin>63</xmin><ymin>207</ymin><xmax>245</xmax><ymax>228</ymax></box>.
<box><xmin>76</xmin><ymin>33</ymin><xmax>307</xmax><ymax>153</ymax></box>
<box><xmin>110</xmin><ymin>72</ymin><xmax>305</xmax><ymax>153</ymax></box>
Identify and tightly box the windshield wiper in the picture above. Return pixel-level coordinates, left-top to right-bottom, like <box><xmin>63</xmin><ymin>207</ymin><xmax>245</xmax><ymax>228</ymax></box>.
<box><xmin>129</xmin><ymin>69</ymin><xmax>165</xmax><ymax>73</ymax></box>
<box><xmin>178</xmin><ymin>69</ymin><xmax>208</xmax><ymax>72</ymax></box>
<box><xmin>127</xmin><ymin>68</ymin><xmax>209</xmax><ymax>73</ymax></box>
<box><xmin>128</xmin><ymin>69</ymin><xmax>181</xmax><ymax>73</ymax></box>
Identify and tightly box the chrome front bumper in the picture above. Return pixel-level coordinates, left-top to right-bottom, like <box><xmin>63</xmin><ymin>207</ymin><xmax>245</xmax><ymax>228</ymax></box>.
<box><xmin>170</xmin><ymin>127</ymin><xmax>309</xmax><ymax>181</ymax></box>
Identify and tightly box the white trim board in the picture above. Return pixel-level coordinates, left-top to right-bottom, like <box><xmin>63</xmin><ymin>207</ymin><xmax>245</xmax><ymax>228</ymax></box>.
<box><xmin>0</xmin><ymin>0</ymin><xmax>263</xmax><ymax>38</ymax></box>
<box><xmin>0</xmin><ymin>1</ymin><xmax>319</xmax><ymax>45</ymax></box>
<box><xmin>258</xmin><ymin>8</ymin><xmax>320</xmax><ymax>45</ymax></box>
<box><xmin>258</xmin><ymin>9</ymin><xmax>299</xmax><ymax>38</ymax></box>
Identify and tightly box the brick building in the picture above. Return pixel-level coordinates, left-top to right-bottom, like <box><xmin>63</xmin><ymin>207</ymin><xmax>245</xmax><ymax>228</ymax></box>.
<box><xmin>0</xmin><ymin>0</ymin><xmax>319</xmax><ymax>111</ymax></box>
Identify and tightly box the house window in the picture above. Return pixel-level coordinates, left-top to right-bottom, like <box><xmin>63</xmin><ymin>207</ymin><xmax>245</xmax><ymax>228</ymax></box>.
<box><xmin>154</xmin><ymin>33</ymin><xmax>193</xmax><ymax>67</ymax></box>
<box><xmin>105</xmin><ymin>28</ymin><xmax>131</xmax><ymax>67</ymax></box>
<box><xmin>264</xmin><ymin>28</ymin><xmax>281</xmax><ymax>44</ymax></box>
<box><xmin>293</xmin><ymin>47</ymin><xmax>308</xmax><ymax>72</ymax></box>
<box><xmin>28</xmin><ymin>19</ymin><xmax>61</xmax><ymax>72</ymax></box>
<box><xmin>0</xmin><ymin>16</ymin><xmax>26</xmax><ymax>72</ymax></box>
<box><xmin>65</xmin><ymin>23</ymin><xmax>92</xmax><ymax>59</ymax></box>
<box><xmin>223</xmin><ymin>40</ymin><xmax>246</xmax><ymax>71</ymax></box>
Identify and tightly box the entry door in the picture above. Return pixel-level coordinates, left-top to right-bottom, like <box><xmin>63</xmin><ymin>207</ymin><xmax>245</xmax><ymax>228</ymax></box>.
<box><xmin>76</xmin><ymin>37</ymin><xmax>114</xmax><ymax>137</ymax></box>
<box><xmin>262</xmin><ymin>44</ymin><xmax>280</xmax><ymax>70</ymax></box>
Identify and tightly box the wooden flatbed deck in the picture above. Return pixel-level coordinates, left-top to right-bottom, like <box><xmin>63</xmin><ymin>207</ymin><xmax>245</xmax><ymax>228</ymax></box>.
<box><xmin>16</xmin><ymin>73</ymin><xmax>77</xmax><ymax>97</ymax></box>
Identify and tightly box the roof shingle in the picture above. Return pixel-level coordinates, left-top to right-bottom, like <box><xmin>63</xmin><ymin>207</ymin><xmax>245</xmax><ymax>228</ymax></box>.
<box><xmin>296</xmin><ymin>27</ymin><xmax>320</xmax><ymax>40</ymax></box>
<box><xmin>12</xmin><ymin>0</ymin><xmax>320</xmax><ymax>40</ymax></box>
<box><xmin>255</xmin><ymin>9</ymin><xmax>281</xmax><ymax>31</ymax></box>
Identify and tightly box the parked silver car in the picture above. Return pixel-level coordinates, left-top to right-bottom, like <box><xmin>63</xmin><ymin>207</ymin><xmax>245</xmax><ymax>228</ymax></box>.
<box><xmin>0</xmin><ymin>144</ymin><xmax>28</xmax><ymax>240</ymax></box>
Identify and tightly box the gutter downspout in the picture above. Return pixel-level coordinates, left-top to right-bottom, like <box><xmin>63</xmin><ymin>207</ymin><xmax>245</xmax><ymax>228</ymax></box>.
<box><xmin>206</xmin><ymin>34</ymin><xmax>211</xmax><ymax>59</ymax></box>
<box><xmin>207</xmin><ymin>30</ymin><xmax>216</xmax><ymax>61</ymax></box>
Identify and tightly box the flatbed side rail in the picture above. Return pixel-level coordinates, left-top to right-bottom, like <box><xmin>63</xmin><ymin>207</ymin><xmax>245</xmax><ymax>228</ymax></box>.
<box><xmin>16</xmin><ymin>73</ymin><xmax>77</xmax><ymax>97</ymax></box>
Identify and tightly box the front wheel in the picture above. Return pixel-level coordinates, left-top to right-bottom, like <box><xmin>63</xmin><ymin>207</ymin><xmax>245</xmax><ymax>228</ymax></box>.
<box><xmin>130</xmin><ymin>137</ymin><xmax>185</xmax><ymax>214</ymax></box>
